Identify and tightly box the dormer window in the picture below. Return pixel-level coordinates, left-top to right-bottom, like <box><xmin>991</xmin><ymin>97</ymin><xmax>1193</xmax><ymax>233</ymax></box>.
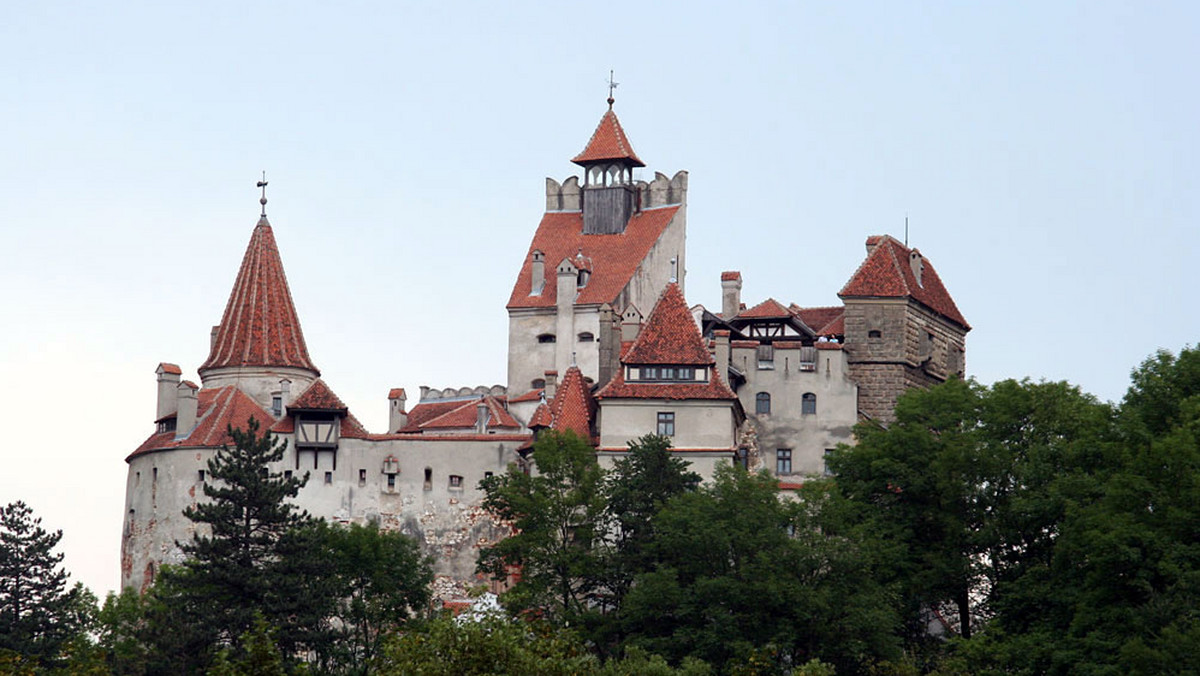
<box><xmin>296</xmin><ymin>413</ymin><xmax>338</xmax><ymax>448</ymax></box>
<box><xmin>633</xmin><ymin>366</ymin><xmax>699</xmax><ymax>382</ymax></box>
<box><xmin>577</xmin><ymin>269</ymin><xmax>590</xmax><ymax>287</ymax></box>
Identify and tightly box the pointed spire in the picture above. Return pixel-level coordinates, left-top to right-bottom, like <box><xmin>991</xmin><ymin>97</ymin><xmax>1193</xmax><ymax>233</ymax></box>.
<box><xmin>198</xmin><ymin>200</ymin><xmax>319</xmax><ymax>377</ymax></box>
<box><xmin>622</xmin><ymin>283</ymin><xmax>713</xmax><ymax>365</ymax></box>
<box><xmin>550</xmin><ymin>366</ymin><xmax>594</xmax><ymax>440</ymax></box>
<box><xmin>572</xmin><ymin>107</ymin><xmax>645</xmax><ymax>167</ymax></box>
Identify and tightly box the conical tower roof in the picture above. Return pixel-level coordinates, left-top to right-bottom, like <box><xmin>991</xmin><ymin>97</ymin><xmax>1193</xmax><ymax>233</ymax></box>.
<box><xmin>199</xmin><ymin>216</ymin><xmax>319</xmax><ymax>375</ymax></box>
<box><xmin>572</xmin><ymin>108</ymin><xmax>645</xmax><ymax>167</ymax></box>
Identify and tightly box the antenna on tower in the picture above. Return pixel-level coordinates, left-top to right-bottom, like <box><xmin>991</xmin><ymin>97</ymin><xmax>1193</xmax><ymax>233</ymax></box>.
<box><xmin>606</xmin><ymin>70</ymin><xmax>619</xmax><ymax>109</ymax></box>
<box><xmin>257</xmin><ymin>171</ymin><xmax>269</xmax><ymax>218</ymax></box>
<box><xmin>904</xmin><ymin>215</ymin><xmax>909</xmax><ymax>247</ymax></box>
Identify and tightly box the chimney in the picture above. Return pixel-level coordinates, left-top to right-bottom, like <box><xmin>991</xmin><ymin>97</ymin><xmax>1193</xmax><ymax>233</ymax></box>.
<box><xmin>155</xmin><ymin>363</ymin><xmax>181</xmax><ymax>420</ymax></box>
<box><xmin>388</xmin><ymin>388</ymin><xmax>408</xmax><ymax>433</ymax></box>
<box><xmin>721</xmin><ymin>271</ymin><xmax>742</xmax><ymax>319</ymax></box>
<box><xmin>475</xmin><ymin>398</ymin><xmax>490</xmax><ymax>434</ymax></box>
<box><xmin>865</xmin><ymin>236</ymin><xmax>882</xmax><ymax>257</ymax></box>
<box><xmin>621</xmin><ymin>305</ymin><xmax>643</xmax><ymax>342</ymax></box>
<box><xmin>597</xmin><ymin>303</ymin><xmax>616</xmax><ymax>387</ymax></box>
<box><xmin>714</xmin><ymin>330</ymin><xmax>731</xmax><ymax>375</ymax></box>
<box><xmin>176</xmin><ymin>381</ymin><xmax>199</xmax><ymax>439</ymax></box>
<box><xmin>544</xmin><ymin>370</ymin><xmax>558</xmax><ymax>400</ymax></box>
<box><xmin>909</xmin><ymin>250</ymin><xmax>924</xmax><ymax>288</ymax></box>
<box><xmin>555</xmin><ymin>258</ymin><xmax>577</xmax><ymax>374</ymax></box>
<box><xmin>530</xmin><ymin>250</ymin><xmax>545</xmax><ymax>295</ymax></box>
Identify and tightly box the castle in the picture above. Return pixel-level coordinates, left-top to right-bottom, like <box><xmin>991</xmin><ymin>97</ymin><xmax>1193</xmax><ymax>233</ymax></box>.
<box><xmin>121</xmin><ymin>101</ymin><xmax>969</xmax><ymax>598</ymax></box>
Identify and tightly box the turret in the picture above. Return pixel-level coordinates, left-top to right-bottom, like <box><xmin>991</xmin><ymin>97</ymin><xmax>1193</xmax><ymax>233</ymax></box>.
<box><xmin>573</xmin><ymin>100</ymin><xmax>645</xmax><ymax>235</ymax></box>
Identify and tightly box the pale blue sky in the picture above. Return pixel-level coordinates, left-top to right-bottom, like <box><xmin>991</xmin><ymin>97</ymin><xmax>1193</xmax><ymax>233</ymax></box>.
<box><xmin>2</xmin><ymin>2</ymin><xmax>1196</xmax><ymax>598</ymax></box>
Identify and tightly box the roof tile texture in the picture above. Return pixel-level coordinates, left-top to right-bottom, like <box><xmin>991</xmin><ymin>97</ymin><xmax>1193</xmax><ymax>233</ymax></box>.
<box><xmin>572</xmin><ymin>109</ymin><xmax>645</xmax><ymax>167</ymax></box>
<box><xmin>622</xmin><ymin>284</ymin><xmax>713</xmax><ymax>365</ymax></box>
<box><xmin>840</xmin><ymin>235</ymin><xmax>970</xmax><ymax>329</ymax></box>
<box><xmin>549</xmin><ymin>366</ymin><xmax>594</xmax><ymax>438</ymax></box>
<box><xmin>200</xmin><ymin>218</ymin><xmax>319</xmax><ymax>374</ymax></box>
<box><xmin>129</xmin><ymin>386</ymin><xmax>271</xmax><ymax>459</ymax></box>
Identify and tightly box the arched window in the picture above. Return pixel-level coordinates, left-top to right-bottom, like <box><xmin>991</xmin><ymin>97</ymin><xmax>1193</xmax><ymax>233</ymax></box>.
<box><xmin>531</xmin><ymin>378</ymin><xmax>546</xmax><ymax>390</ymax></box>
<box><xmin>537</xmin><ymin>333</ymin><xmax>556</xmax><ymax>344</ymax></box>
<box><xmin>802</xmin><ymin>393</ymin><xmax>817</xmax><ymax>415</ymax></box>
<box><xmin>755</xmin><ymin>392</ymin><xmax>771</xmax><ymax>414</ymax></box>
<box><xmin>578</xmin><ymin>332</ymin><xmax>594</xmax><ymax>343</ymax></box>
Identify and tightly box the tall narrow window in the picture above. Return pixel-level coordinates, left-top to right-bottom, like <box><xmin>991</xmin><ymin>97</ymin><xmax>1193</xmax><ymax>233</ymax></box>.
<box><xmin>755</xmin><ymin>392</ymin><xmax>771</xmax><ymax>414</ymax></box>
<box><xmin>423</xmin><ymin>467</ymin><xmax>433</xmax><ymax>491</ymax></box>
<box><xmin>776</xmin><ymin>449</ymin><xmax>792</xmax><ymax>475</ymax></box>
<box><xmin>197</xmin><ymin>469</ymin><xmax>206</xmax><ymax>483</ymax></box>
<box><xmin>271</xmin><ymin>396</ymin><xmax>282</xmax><ymax>417</ymax></box>
<box><xmin>358</xmin><ymin>469</ymin><xmax>367</xmax><ymax>486</ymax></box>
<box><xmin>824</xmin><ymin>449</ymin><xmax>836</xmax><ymax>477</ymax></box>
<box><xmin>802</xmin><ymin>393</ymin><xmax>817</xmax><ymax>415</ymax></box>
<box><xmin>656</xmin><ymin>412</ymin><xmax>675</xmax><ymax>436</ymax></box>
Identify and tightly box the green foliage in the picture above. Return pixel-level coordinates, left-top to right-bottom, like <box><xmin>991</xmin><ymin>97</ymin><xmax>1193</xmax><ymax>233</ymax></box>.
<box><xmin>207</xmin><ymin>612</ymin><xmax>289</xmax><ymax>676</ymax></box>
<box><xmin>0</xmin><ymin>501</ymin><xmax>93</xmax><ymax>669</ymax></box>
<box><xmin>477</xmin><ymin>430</ymin><xmax>609</xmax><ymax>623</ymax></box>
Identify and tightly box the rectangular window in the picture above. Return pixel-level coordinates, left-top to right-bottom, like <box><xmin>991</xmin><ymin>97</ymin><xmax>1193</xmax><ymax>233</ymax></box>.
<box><xmin>449</xmin><ymin>475</ymin><xmax>464</xmax><ymax>489</ymax></box>
<box><xmin>197</xmin><ymin>469</ymin><xmax>206</xmax><ymax>483</ymax></box>
<box><xmin>387</xmin><ymin>473</ymin><xmax>396</xmax><ymax>489</ymax></box>
<box><xmin>656</xmin><ymin>412</ymin><xmax>675</xmax><ymax>436</ymax></box>
<box><xmin>284</xmin><ymin>470</ymin><xmax>293</xmax><ymax>480</ymax></box>
<box><xmin>824</xmin><ymin>449</ymin><xmax>835</xmax><ymax>476</ymax></box>
<box><xmin>757</xmin><ymin>344</ymin><xmax>775</xmax><ymax>370</ymax></box>
<box><xmin>484</xmin><ymin>471</ymin><xmax>494</xmax><ymax>480</ymax></box>
<box><xmin>272</xmin><ymin>396</ymin><xmax>282</xmax><ymax>417</ymax></box>
<box><xmin>324</xmin><ymin>471</ymin><xmax>333</xmax><ymax>484</ymax></box>
<box><xmin>777</xmin><ymin>449</ymin><xmax>792</xmax><ymax>475</ymax></box>
<box><xmin>358</xmin><ymin>469</ymin><xmax>367</xmax><ymax>486</ymax></box>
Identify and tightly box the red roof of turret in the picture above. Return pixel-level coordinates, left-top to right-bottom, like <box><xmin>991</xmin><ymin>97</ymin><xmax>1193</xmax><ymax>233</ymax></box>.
<box><xmin>572</xmin><ymin>109</ymin><xmax>645</xmax><ymax>167</ymax></box>
<box><xmin>506</xmin><ymin>207</ymin><xmax>681</xmax><ymax>309</ymax></box>
<box><xmin>128</xmin><ymin>386</ymin><xmax>272</xmax><ymax>460</ymax></box>
<box><xmin>550</xmin><ymin>366</ymin><xmax>595</xmax><ymax>439</ymax></box>
<box><xmin>840</xmin><ymin>235</ymin><xmax>970</xmax><ymax>330</ymax></box>
<box><xmin>199</xmin><ymin>217</ymin><xmax>319</xmax><ymax>375</ymax></box>
<box><xmin>528</xmin><ymin>401</ymin><xmax>554</xmax><ymax>429</ymax></box>
<box><xmin>622</xmin><ymin>284</ymin><xmax>713</xmax><ymax>366</ymax></box>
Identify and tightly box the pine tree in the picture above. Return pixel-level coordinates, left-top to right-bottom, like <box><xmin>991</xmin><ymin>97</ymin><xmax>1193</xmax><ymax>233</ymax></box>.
<box><xmin>0</xmin><ymin>501</ymin><xmax>86</xmax><ymax>666</ymax></box>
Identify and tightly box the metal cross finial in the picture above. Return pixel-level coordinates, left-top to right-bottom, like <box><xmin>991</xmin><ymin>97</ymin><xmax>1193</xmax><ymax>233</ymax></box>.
<box><xmin>606</xmin><ymin>70</ymin><xmax>619</xmax><ymax>109</ymax></box>
<box><xmin>257</xmin><ymin>171</ymin><xmax>269</xmax><ymax>217</ymax></box>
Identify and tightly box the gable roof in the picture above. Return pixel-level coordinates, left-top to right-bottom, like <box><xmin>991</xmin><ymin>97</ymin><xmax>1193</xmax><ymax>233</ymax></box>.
<box><xmin>286</xmin><ymin>379</ymin><xmax>347</xmax><ymax>412</ymax></box>
<box><xmin>199</xmin><ymin>217</ymin><xmax>319</xmax><ymax>375</ymax></box>
<box><xmin>129</xmin><ymin>386</ymin><xmax>273</xmax><ymax>460</ymax></box>
<box><xmin>623</xmin><ymin>284</ymin><xmax>715</xmax><ymax>366</ymax></box>
<box><xmin>792</xmin><ymin>306</ymin><xmax>845</xmax><ymax>338</ymax></box>
<box><xmin>571</xmin><ymin>108</ymin><xmax>645</xmax><ymax>167</ymax></box>
<box><xmin>549</xmin><ymin>366</ymin><xmax>595</xmax><ymax>439</ymax></box>
<box><xmin>737</xmin><ymin>298</ymin><xmax>792</xmax><ymax>319</ymax></box>
<box><xmin>506</xmin><ymin>206</ymin><xmax>681</xmax><ymax>309</ymax></box>
<box><xmin>839</xmin><ymin>235</ymin><xmax>970</xmax><ymax>330</ymax></box>
<box><xmin>399</xmin><ymin>396</ymin><xmax>520</xmax><ymax>433</ymax></box>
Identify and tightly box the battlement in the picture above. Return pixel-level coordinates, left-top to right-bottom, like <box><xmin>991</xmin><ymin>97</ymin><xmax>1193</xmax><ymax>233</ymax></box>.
<box><xmin>418</xmin><ymin>384</ymin><xmax>507</xmax><ymax>402</ymax></box>
<box><xmin>545</xmin><ymin>170</ymin><xmax>688</xmax><ymax>212</ymax></box>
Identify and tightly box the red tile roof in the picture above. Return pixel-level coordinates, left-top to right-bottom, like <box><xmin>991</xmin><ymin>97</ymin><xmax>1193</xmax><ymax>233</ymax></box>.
<box><xmin>721</xmin><ymin>271</ymin><xmax>742</xmax><ymax>282</ymax></box>
<box><xmin>287</xmin><ymin>379</ymin><xmax>348</xmax><ymax>412</ymax></box>
<box><xmin>507</xmin><ymin>207</ymin><xmax>681</xmax><ymax>309</ymax></box>
<box><xmin>157</xmin><ymin>362</ymin><xmax>182</xmax><ymax>375</ymax></box>
<box><xmin>528</xmin><ymin>402</ymin><xmax>553</xmax><ymax>428</ymax></box>
<box><xmin>400</xmin><ymin>396</ymin><xmax>520</xmax><ymax>433</ymax></box>
<box><xmin>550</xmin><ymin>366</ymin><xmax>595</xmax><ymax>439</ymax></box>
<box><xmin>791</xmin><ymin>306</ymin><xmax>844</xmax><ymax>337</ymax></box>
<box><xmin>269</xmin><ymin>410</ymin><xmax>370</xmax><ymax>439</ymax></box>
<box><xmin>622</xmin><ymin>284</ymin><xmax>713</xmax><ymax>366</ymax></box>
<box><xmin>737</xmin><ymin>298</ymin><xmax>792</xmax><ymax>319</ymax></box>
<box><xmin>507</xmin><ymin>388</ymin><xmax>544</xmax><ymax>404</ymax></box>
<box><xmin>839</xmin><ymin>235</ymin><xmax>970</xmax><ymax>330</ymax></box>
<box><xmin>129</xmin><ymin>386</ymin><xmax>273</xmax><ymax>460</ymax></box>
<box><xmin>199</xmin><ymin>218</ymin><xmax>319</xmax><ymax>375</ymax></box>
<box><xmin>815</xmin><ymin>342</ymin><xmax>843</xmax><ymax>351</ymax></box>
<box><xmin>571</xmin><ymin>109</ymin><xmax>645</xmax><ymax>167</ymax></box>
<box><xmin>388</xmin><ymin>388</ymin><xmax>406</xmax><ymax>400</ymax></box>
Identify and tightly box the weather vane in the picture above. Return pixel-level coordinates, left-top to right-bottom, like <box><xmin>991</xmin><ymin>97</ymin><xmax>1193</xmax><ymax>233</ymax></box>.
<box><xmin>257</xmin><ymin>171</ymin><xmax>268</xmax><ymax>217</ymax></box>
<box><xmin>606</xmin><ymin>69</ymin><xmax>619</xmax><ymax>108</ymax></box>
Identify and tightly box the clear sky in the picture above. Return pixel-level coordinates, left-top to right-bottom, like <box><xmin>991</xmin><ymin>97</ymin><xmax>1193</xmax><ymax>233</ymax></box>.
<box><xmin>2</xmin><ymin>1</ymin><xmax>1197</xmax><ymax>599</ymax></box>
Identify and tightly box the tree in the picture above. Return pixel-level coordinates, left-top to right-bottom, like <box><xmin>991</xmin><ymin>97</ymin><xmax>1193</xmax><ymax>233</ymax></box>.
<box><xmin>477</xmin><ymin>430</ymin><xmax>608</xmax><ymax>624</ymax></box>
<box><xmin>157</xmin><ymin>417</ymin><xmax>338</xmax><ymax>672</ymax></box>
<box><xmin>322</xmin><ymin>521</ymin><xmax>433</xmax><ymax>674</ymax></box>
<box><xmin>0</xmin><ymin>501</ymin><xmax>91</xmax><ymax>668</ymax></box>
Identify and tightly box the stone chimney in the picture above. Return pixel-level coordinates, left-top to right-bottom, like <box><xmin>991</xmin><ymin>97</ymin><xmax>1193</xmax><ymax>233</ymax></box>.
<box><xmin>909</xmin><ymin>250</ymin><xmax>924</xmax><ymax>288</ymax></box>
<box><xmin>714</xmin><ymin>330</ymin><xmax>731</xmax><ymax>375</ymax></box>
<box><xmin>597</xmin><ymin>303</ymin><xmax>617</xmax><ymax>387</ymax></box>
<box><xmin>621</xmin><ymin>305</ymin><xmax>643</xmax><ymax>342</ymax></box>
<box><xmin>544</xmin><ymin>370</ymin><xmax>558</xmax><ymax>400</ymax></box>
<box><xmin>721</xmin><ymin>271</ymin><xmax>742</xmax><ymax>319</ymax></box>
<box><xmin>176</xmin><ymin>381</ymin><xmax>199</xmax><ymax>439</ymax></box>
<box><xmin>531</xmin><ymin>250</ymin><xmax>545</xmax><ymax>296</ymax></box>
<box><xmin>555</xmin><ymin>258</ymin><xmax>578</xmax><ymax>375</ymax></box>
<box><xmin>475</xmin><ymin>398</ymin><xmax>490</xmax><ymax>434</ymax></box>
<box><xmin>155</xmin><ymin>363</ymin><xmax>181</xmax><ymax>420</ymax></box>
<box><xmin>278</xmin><ymin>378</ymin><xmax>291</xmax><ymax>414</ymax></box>
<box><xmin>865</xmin><ymin>235</ymin><xmax>882</xmax><ymax>257</ymax></box>
<box><xmin>388</xmin><ymin>388</ymin><xmax>408</xmax><ymax>433</ymax></box>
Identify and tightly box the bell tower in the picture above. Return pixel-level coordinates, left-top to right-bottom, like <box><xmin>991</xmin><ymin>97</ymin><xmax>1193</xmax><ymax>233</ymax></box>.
<box><xmin>572</xmin><ymin>91</ymin><xmax>645</xmax><ymax>235</ymax></box>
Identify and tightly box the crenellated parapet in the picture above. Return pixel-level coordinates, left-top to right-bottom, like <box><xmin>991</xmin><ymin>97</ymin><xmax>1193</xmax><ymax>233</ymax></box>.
<box><xmin>545</xmin><ymin>170</ymin><xmax>688</xmax><ymax>212</ymax></box>
<box><xmin>419</xmin><ymin>385</ymin><xmax>508</xmax><ymax>402</ymax></box>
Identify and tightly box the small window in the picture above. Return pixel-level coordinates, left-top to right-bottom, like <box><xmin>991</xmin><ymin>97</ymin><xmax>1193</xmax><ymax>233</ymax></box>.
<box><xmin>756</xmin><ymin>392</ymin><xmax>771</xmax><ymax>415</ymax></box>
<box><xmin>197</xmin><ymin>469</ymin><xmax>206</xmax><ymax>483</ymax></box>
<box><xmin>868</xmin><ymin>330</ymin><xmax>882</xmax><ymax>339</ymax></box>
<box><xmin>424</xmin><ymin>467</ymin><xmax>433</xmax><ymax>491</ymax></box>
<box><xmin>578</xmin><ymin>332</ymin><xmax>595</xmax><ymax>343</ymax></box>
<box><xmin>757</xmin><ymin>344</ymin><xmax>775</xmax><ymax>370</ymax></box>
<box><xmin>324</xmin><ymin>471</ymin><xmax>333</xmax><ymax>484</ymax></box>
<box><xmin>386</xmin><ymin>473</ymin><xmax>396</xmax><ymax>489</ymax></box>
<box><xmin>777</xmin><ymin>449</ymin><xmax>792</xmax><ymax>475</ymax></box>
<box><xmin>577</xmin><ymin>270</ymin><xmax>590</xmax><ymax>288</ymax></box>
<box><xmin>537</xmin><ymin>333</ymin><xmax>556</xmax><ymax>344</ymax></box>
<box><xmin>824</xmin><ymin>449</ymin><xmax>836</xmax><ymax>477</ymax></box>
<box><xmin>358</xmin><ymin>469</ymin><xmax>367</xmax><ymax>486</ymax></box>
<box><xmin>532</xmin><ymin>378</ymin><xmax>546</xmax><ymax>390</ymax></box>
<box><xmin>152</xmin><ymin>468</ymin><xmax>158</xmax><ymax>481</ymax></box>
<box><xmin>284</xmin><ymin>470</ymin><xmax>293</xmax><ymax>480</ymax></box>
<box><xmin>656</xmin><ymin>412</ymin><xmax>675</xmax><ymax>437</ymax></box>
<box><xmin>271</xmin><ymin>396</ymin><xmax>282</xmax><ymax>417</ymax></box>
<box><xmin>484</xmin><ymin>471</ymin><xmax>494</xmax><ymax>480</ymax></box>
<box><xmin>449</xmin><ymin>475</ymin><xmax>464</xmax><ymax>489</ymax></box>
<box><xmin>802</xmin><ymin>393</ymin><xmax>817</xmax><ymax>415</ymax></box>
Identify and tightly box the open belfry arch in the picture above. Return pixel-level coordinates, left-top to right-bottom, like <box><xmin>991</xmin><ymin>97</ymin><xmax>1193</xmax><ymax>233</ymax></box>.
<box><xmin>121</xmin><ymin>95</ymin><xmax>967</xmax><ymax>601</ymax></box>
